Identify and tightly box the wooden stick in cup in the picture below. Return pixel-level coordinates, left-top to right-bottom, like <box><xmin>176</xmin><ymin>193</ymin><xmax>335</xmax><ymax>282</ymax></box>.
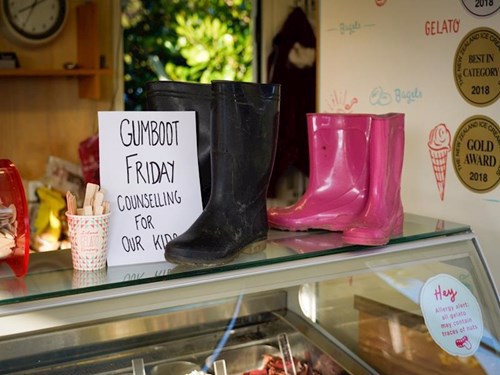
<box><xmin>83</xmin><ymin>205</ymin><xmax>93</xmax><ymax>216</ymax></box>
<box><xmin>66</xmin><ymin>191</ymin><xmax>77</xmax><ymax>215</ymax></box>
<box><xmin>83</xmin><ymin>183</ymin><xmax>99</xmax><ymax>208</ymax></box>
<box><xmin>93</xmin><ymin>191</ymin><xmax>104</xmax><ymax>215</ymax></box>
<box><xmin>67</xmin><ymin>183</ymin><xmax>109</xmax><ymax>216</ymax></box>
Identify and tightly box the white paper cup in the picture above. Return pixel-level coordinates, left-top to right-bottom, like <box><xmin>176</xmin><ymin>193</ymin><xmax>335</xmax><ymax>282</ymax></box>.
<box><xmin>66</xmin><ymin>212</ymin><xmax>111</xmax><ymax>271</ymax></box>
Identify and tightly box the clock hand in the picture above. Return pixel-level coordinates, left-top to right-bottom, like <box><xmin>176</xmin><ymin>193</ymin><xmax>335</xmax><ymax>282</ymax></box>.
<box><xmin>16</xmin><ymin>0</ymin><xmax>39</xmax><ymax>14</ymax></box>
<box><xmin>20</xmin><ymin>0</ymin><xmax>50</xmax><ymax>29</ymax></box>
<box><xmin>22</xmin><ymin>3</ymin><xmax>37</xmax><ymax>28</ymax></box>
<box><xmin>18</xmin><ymin>0</ymin><xmax>50</xmax><ymax>14</ymax></box>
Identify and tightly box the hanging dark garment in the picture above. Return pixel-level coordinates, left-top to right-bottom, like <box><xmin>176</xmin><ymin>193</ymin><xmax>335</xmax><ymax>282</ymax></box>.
<box><xmin>267</xmin><ymin>6</ymin><xmax>316</xmax><ymax>198</ymax></box>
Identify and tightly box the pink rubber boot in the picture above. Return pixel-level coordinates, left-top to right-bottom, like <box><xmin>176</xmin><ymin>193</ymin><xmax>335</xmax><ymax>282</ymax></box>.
<box><xmin>342</xmin><ymin>113</ymin><xmax>405</xmax><ymax>246</ymax></box>
<box><xmin>268</xmin><ymin>113</ymin><xmax>371</xmax><ymax>231</ymax></box>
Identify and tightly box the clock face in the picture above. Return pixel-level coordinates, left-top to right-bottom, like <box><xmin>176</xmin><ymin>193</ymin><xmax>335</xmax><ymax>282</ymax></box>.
<box><xmin>1</xmin><ymin>0</ymin><xmax>68</xmax><ymax>44</ymax></box>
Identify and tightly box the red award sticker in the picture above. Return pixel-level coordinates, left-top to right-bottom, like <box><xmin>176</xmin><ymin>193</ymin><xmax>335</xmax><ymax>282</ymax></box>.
<box><xmin>420</xmin><ymin>274</ymin><xmax>483</xmax><ymax>357</ymax></box>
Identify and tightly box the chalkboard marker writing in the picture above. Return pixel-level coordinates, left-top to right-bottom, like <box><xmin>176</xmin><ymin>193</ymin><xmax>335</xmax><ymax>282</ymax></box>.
<box><xmin>117</xmin><ymin>190</ymin><xmax>182</xmax><ymax>211</ymax></box>
<box><xmin>122</xmin><ymin>235</ymin><xmax>145</xmax><ymax>252</ymax></box>
<box><xmin>153</xmin><ymin>233</ymin><xmax>178</xmax><ymax>250</ymax></box>
<box><xmin>134</xmin><ymin>214</ymin><xmax>155</xmax><ymax>230</ymax></box>
<box><xmin>120</xmin><ymin>119</ymin><xmax>179</xmax><ymax>147</ymax></box>
<box><xmin>125</xmin><ymin>153</ymin><xmax>175</xmax><ymax>184</ymax></box>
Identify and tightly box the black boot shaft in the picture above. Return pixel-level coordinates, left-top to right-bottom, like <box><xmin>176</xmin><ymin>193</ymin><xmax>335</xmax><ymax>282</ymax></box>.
<box><xmin>210</xmin><ymin>81</ymin><xmax>280</xmax><ymax>207</ymax></box>
<box><xmin>145</xmin><ymin>81</ymin><xmax>212</xmax><ymax>208</ymax></box>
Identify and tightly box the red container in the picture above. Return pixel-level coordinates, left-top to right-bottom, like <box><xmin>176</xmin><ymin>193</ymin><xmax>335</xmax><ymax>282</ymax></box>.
<box><xmin>0</xmin><ymin>160</ymin><xmax>30</xmax><ymax>277</ymax></box>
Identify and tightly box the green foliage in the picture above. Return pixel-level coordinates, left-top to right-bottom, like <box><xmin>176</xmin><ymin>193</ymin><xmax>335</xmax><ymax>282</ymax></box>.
<box><xmin>122</xmin><ymin>0</ymin><xmax>253</xmax><ymax>110</ymax></box>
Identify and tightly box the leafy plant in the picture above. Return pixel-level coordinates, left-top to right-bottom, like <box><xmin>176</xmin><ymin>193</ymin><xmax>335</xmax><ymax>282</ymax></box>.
<box><xmin>122</xmin><ymin>0</ymin><xmax>253</xmax><ymax>110</ymax></box>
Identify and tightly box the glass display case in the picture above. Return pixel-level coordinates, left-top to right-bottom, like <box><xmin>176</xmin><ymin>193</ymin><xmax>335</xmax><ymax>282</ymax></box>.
<box><xmin>0</xmin><ymin>213</ymin><xmax>498</xmax><ymax>374</ymax></box>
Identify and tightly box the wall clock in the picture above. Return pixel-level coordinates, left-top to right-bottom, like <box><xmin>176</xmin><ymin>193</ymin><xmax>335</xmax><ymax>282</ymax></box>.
<box><xmin>1</xmin><ymin>0</ymin><xmax>69</xmax><ymax>45</ymax></box>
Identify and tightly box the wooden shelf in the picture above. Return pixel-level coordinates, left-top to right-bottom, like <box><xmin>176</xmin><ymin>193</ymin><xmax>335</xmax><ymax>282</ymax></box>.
<box><xmin>0</xmin><ymin>68</ymin><xmax>111</xmax><ymax>77</ymax></box>
<box><xmin>76</xmin><ymin>2</ymin><xmax>104</xmax><ymax>99</ymax></box>
<box><xmin>0</xmin><ymin>2</ymin><xmax>109</xmax><ymax>100</ymax></box>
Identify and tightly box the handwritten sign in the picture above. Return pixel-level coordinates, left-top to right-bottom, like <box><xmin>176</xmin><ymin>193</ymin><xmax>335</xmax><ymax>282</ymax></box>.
<box><xmin>420</xmin><ymin>274</ymin><xmax>483</xmax><ymax>356</ymax></box>
<box><xmin>98</xmin><ymin>111</ymin><xmax>203</xmax><ymax>267</ymax></box>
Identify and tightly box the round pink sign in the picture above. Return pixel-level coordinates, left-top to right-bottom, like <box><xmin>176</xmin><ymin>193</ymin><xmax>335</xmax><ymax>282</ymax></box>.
<box><xmin>419</xmin><ymin>274</ymin><xmax>483</xmax><ymax>356</ymax></box>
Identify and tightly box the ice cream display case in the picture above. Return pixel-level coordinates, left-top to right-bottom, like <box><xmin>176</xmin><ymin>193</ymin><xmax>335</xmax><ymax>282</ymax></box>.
<box><xmin>0</xmin><ymin>214</ymin><xmax>498</xmax><ymax>374</ymax></box>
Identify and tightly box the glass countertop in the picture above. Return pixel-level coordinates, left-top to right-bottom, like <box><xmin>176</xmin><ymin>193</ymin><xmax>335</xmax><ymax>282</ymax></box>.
<box><xmin>0</xmin><ymin>213</ymin><xmax>470</xmax><ymax>306</ymax></box>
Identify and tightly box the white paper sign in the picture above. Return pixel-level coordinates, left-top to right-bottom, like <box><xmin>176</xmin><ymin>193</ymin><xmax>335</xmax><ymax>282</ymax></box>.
<box><xmin>419</xmin><ymin>273</ymin><xmax>484</xmax><ymax>357</ymax></box>
<box><xmin>98</xmin><ymin>111</ymin><xmax>203</xmax><ymax>267</ymax></box>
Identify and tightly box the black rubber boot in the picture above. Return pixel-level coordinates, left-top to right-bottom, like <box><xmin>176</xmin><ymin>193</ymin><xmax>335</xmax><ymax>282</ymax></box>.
<box><xmin>165</xmin><ymin>81</ymin><xmax>281</xmax><ymax>265</ymax></box>
<box><xmin>145</xmin><ymin>81</ymin><xmax>212</xmax><ymax>208</ymax></box>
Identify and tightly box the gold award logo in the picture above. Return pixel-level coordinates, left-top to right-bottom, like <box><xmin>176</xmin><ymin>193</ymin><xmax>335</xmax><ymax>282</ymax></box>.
<box><xmin>453</xmin><ymin>115</ymin><xmax>500</xmax><ymax>193</ymax></box>
<box><xmin>454</xmin><ymin>27</ymin><xmax>500</xmax><ymax>107</ymax></box>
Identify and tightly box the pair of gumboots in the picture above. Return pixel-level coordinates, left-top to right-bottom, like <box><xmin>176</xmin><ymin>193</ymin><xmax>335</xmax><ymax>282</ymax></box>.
<box><xmin>146</xmin><ymin>80</ymin><xmax>405</xmax><ymax>266</ymax></box>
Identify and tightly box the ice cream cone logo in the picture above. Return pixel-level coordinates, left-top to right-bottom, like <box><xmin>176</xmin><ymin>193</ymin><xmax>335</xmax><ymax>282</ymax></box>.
<box><xmin>428</xmin><ymin>124</ymin><xmax>451</xmax><ymax>201</ymax></box>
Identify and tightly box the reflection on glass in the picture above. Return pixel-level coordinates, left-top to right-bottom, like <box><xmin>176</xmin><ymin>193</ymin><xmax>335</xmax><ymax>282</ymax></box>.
<box><xmin>311</xmin><ymin>251</ymin><xmax>499</xmax><ymax>375</ymax></box>
<box><xmin>0</xmin><ymin>214</ymin><xmax>475</xmax><ymax>307</ymax></box>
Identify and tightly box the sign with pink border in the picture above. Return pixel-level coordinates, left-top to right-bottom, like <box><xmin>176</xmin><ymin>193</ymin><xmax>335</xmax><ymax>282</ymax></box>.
<box><xmin>420</xmin><ymin>274</ymin><xmax>483</xmax><ymax>356</ymax></box>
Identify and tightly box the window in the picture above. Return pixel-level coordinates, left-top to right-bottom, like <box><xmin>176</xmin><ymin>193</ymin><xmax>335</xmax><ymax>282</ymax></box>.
<box><xmin>122</xmin><ymin>0</ymin><xmax>254</xmax><ymax>110</ymax></box>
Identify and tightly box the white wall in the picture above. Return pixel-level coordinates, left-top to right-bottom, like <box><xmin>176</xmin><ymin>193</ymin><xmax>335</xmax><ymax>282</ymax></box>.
<box><xmin>318</xmin><ymin>0</ymin><xmax>499</xmax><ymax>291</ymax></box>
